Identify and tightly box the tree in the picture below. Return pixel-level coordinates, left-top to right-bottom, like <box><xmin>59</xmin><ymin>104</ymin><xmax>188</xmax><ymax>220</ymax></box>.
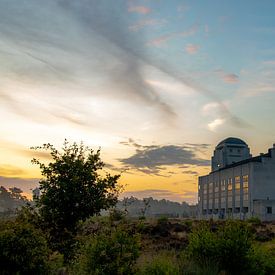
<box><xmin>0</xmin><ymin>219</ymin><xmax>50</xmax><ymax>275</ymax></box>
<box><xmin>31</xmin><ymin>140</ymin><xmax>121</xmax><ymax>255</ymax></box>
<box><xmin>0</xmin><ymin>186</ymin><xmax>28</xmax><ymax>216</ymax></box>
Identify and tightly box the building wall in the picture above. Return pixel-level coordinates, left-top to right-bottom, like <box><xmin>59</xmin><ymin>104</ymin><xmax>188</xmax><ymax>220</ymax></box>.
<box><xmin>199</xmin><ymin>162</ymin><xmax>252</xmax><ymax>219</ymax></box>
<box><xmin>199</xmin><ymin>145</ymin><xmax>275</xmax><ymax>221</ymax></box>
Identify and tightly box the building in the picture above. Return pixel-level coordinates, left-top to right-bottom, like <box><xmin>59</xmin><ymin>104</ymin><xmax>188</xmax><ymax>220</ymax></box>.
<box><xmin>198</xmin><ymin>137</ymin><xmax>275</xmax><ymax>221</ymax></box>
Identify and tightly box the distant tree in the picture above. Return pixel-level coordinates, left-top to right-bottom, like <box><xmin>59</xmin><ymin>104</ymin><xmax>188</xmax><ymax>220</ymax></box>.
<box><xmin>31</xmin><ymin>140</ymin><xmax>121</xmax><ymax>256</ymax></box>
<box><xmin>0</xmin><ymin>186</ymin><xmax>28</xmax><ymax>216</ymax></box>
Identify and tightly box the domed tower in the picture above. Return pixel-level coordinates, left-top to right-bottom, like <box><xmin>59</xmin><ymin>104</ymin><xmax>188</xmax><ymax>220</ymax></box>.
<box><xmin>211</xmin><ymin>137</ymin><xmax>251</xmax><ymax>172</ymax></box>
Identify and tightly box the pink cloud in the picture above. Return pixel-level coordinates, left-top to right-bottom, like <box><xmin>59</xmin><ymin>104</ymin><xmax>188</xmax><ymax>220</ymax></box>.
<box><xmin>185</xmin><ymin>44</ymin><xmax>200</xmax><ymax>54</ymax></box>
<box><xmin>128</xmin><ymin>5</ymin><xmax>151</xmax><ymax>14</ymax></box>
<box><xmin>129</xmin><ymin>19</ymin><xmax>167</xmax><ymax>32</ymax></box>
<box><xmin>223</xmin><ymin>73</ymin><xmax>239</xmax><ymax>83</ymax></box>
<box><xmin>147</xmin><ymin>24</ymin><xmax>199</xmax><ymax>47</ymax></box>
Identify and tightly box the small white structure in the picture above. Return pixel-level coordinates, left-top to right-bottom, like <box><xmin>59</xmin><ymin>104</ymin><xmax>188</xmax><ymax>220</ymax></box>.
<box><xmin>198</xmin><ymin>137</ymin><xmax>275</xmax><ymax>221</ymax></box>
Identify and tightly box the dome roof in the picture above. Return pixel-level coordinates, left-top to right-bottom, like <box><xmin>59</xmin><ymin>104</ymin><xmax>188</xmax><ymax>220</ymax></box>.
<box><xmin>217</xmin><ymin>137</ymin><xmax>247</xmax><ymax>147</ymax></box>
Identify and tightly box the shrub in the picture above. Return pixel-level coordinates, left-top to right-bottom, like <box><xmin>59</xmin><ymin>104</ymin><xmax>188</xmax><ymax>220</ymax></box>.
<box><xmin>72</xmin><ymin>226</ymin><xmax>140</xmax><ymax>275</ymax></box>
<box><xmin>246</xmin><ymin>245</ymin><xmax>275</xmax><ymax>275</ymax></box>
<box><xmin>247</xmin><ymin>217</ymin><xmax>261</xmax><ymax>225</ymax></box>
<box><xmin>138</xmin><ymin>252</ymin><xmax>180</xmax><ymax>275</ymax></box>
<box><xmin>187</xmin><ymin>223</ymin><xmax>219</xmax><ymax>269</ymax></box>
<box><xmin>218</xmin><ymin>220</ymin><xmax>252</xmax><ymax>273</ymax></box>
<box><xmin>0</xmin><ymin>220</ymin><xmax>50</xmax><ymax>275</ymax></box>
<box><xmin>187</xmin><ymin>220</ymin><xmax>253</xmax><ymax>273</ymax></box>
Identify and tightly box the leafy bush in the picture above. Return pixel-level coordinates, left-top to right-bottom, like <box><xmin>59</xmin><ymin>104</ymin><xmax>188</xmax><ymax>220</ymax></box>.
<box><xmin>0</xmin><ymin>220</ymin><xmax>50</xmax><ymax>275</ymax></box>
<box><xmin>72</xmin><ymin>226</ymin><xmax>140</xmax><ymax>275</ymax></box>
<box><xmin>187</xmin><ymin>220</ymin><xmax>253</xmax><ymax>273</ymax></box>
<box><xmin>247</xmin><ymin>217</ymin><xmax>261</xmax><ymax>225</ymax></box>
<box><xmin>218</xmin><ymin>220</ymin><xmax>252</xmax><ymax>273</ymax></box>
<box><xmin>138</xmin><ymin>252</ymin><xmax>180</xmax><ymax>275</ymax></box>
<box><xmin>246</xmin><ymin>245</ymin><xmax>275</xmax><ymax>275</ymax></box>
<box><xmin>187</xmin><ymin>223</ymin><xmax>219</xmax><ymax>268</ymax></box>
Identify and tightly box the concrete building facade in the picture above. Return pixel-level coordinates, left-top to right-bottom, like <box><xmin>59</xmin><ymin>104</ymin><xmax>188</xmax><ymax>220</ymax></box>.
<box><xmin>198</xmin><ymin>137</ymin><xmax>275</xmax><ymax>221</ymax></box>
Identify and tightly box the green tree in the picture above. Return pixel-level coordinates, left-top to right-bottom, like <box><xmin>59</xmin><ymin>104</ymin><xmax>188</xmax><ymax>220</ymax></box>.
<box><xmin>0</xmin><ymin>219</ymin><xmax>50</xmax><ymax>275</ymax></box>
<box><xmin>31</xmin><ymin>140</ymin><xmax>121</xmax><ymax>256</ymax></box>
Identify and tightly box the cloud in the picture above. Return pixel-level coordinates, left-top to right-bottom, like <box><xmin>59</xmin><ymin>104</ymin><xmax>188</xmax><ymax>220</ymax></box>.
<box><xmin>223</xmin><ymin>73</ymin><xmax>239</xmax><ymax>84</ymax></box>
<box><xmin>0</xmin><ymin>165</ymin><xmax>25</xmax><ymax>177</ymax></box>
<box><xmin>262</xmin><ymin>60</ymin><xmax>275</xmax><ymax>66</ymax></box>
<box><xmin>182</xmin><ymin>170</ymin><xmax>199</xmax><ymax>175</ymax></box>
<box><xmin>242</xmin><ymin>84</ymin><xmax>275</xmax><ymax>97</ymax></box>
<box><xmin>119</xmin><ymin>141</ymin><xmax>210</xmax><ymax>175</ymax></box>
<box><xmin>208</xmin><ymin>118</ymin><xmax>225</xmax><ymax>131</ymax></box>
<box><xmin>129</xmin><ymin>19</ymin><xmax>167</xmax><ymax>32</ymax></box>
<box><xmin>128</xmin><ymin>5</ymin><xmax>151</xmax><ymax>14</ymax></box>
<box><xmin>147</xmin><ymin>24</ymin><xmax>199</xmax><ymax>47</ymax></box>
<box><xmin>0</xmin><ymin>0</ymin><xmax>246</xmax><ymax>130</ymax></box>
<box><xmin>185</xmin><ymin>44</ymin><xmax>200</xmax><ymax>54</ymax></box>
<box><xmin>202</xmin><ymin>102</ymin><xmax>220</xmax><ymax>116</ymax></box>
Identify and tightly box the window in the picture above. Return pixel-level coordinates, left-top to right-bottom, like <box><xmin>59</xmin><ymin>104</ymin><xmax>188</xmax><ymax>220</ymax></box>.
<box><xmin>267</xmin><ymin>207</ymin><xmax>272</xmax><ymax>214</ymax></box>
<box><xmin>243</xmin><ymin>175</ymin><xmax>249</xmax><ymax>188</ymax></box>
<box><xmin>235</xmin><ymin>176</ymin><xmax>240</xmax><ymax>190</ymax></box>
<box><xmin>228</xmin><ymin>178</ymin><xmax>232</xmax><ymax>191</ymax></box>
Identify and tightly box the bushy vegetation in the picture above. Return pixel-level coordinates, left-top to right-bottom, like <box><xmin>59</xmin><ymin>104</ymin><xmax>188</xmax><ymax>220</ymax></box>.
<box><xmin>138</xmin><ymin>252</ymin><xmax>180</xmax><ymax>275</ymax></box>
<box><xmin>0</xmin><ymin>219</ymin><xmax>51</xmax><ymax>275</ymax></box>
<box><xmin>187</xmin><ymin>220</ymin><xmax>275</xmax><ymax>274</ymax></box>
<box><xmin>72</xmin><ymin>225</ymin><xmax>140</xmax><ymax>275</ymax></box>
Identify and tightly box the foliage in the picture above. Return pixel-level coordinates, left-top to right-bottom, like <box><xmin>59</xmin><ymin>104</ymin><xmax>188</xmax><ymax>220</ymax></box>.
<box><xmin>72</xmin><ymin>225</ymin><xmax>140</xmax><ymax>275</ymax></box>
<box><xmin>157</xmin><ymin>216</ymin><xmax>169</xmax><ymax>224</ymax></box>
<box><xmin>109</xmin><ymin>208</ymin><xmax>127</xmax><ymax>222</ymax></box>
<box><xmin>187</xmin><ymin>222</ymin><xmax>219</xmax><ymax>269</ymax></box>
<box><xmin>137</xmin><ymin>252</ymin><xmax>180</xmax><ymax>275</ymax></box>
<box><xmin>187</xmin><ymin>220</ymin><xmax>253</xmax><ymax>273</ymax></box>
<box><xmin>0</xmin><ymin>219</ymin><xmax>50</xmax><ymax>275</ymax></box>
<box><xmin>247</xmin><ymin>216</ymin><xmax>262</xmax><ymax>225</ymax></box>
<box><xmin>31</xmin><ymin>140</ymin><xmax>121</xmax><ymax>256</ymax></box>
<box><xmin>246</xmin><ymin>244</ymin><xmax>275</xmax><ymax>275</ymax></box>
<box><xmin>217</xmin><ymin>220</ymin><xmax>252</xmax><ymax>273</ymax></box>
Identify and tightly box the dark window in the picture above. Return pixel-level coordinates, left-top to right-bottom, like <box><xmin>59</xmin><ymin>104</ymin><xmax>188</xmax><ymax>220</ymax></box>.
<box><xmin>267</xmin><ymin>207</ymin><xmax>272</xmax><ymax>214</ymax></box>
<box><xmin>230</xmin><ymin>149</ymin><xmax>233</xmax><ymax>152</ymax></box>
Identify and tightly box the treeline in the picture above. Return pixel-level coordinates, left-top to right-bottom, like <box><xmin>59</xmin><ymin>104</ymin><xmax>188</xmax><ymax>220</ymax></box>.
<box><xmin>115</xmin><ymin>197</ymin><xmax>191</xmax><ymax>218</ymax></box>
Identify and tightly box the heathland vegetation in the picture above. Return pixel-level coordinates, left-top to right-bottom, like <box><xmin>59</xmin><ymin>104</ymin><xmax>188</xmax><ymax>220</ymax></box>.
<box><xmin>1</xmin><ymin>141</ymin><xmax>275</xmax><ymax>274</ymax></box>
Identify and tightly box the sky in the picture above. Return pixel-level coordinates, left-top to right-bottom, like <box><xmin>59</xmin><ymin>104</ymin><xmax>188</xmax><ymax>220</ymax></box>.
<box><xmin>0</xmin><ymin>0</ymin><xmax>275</xmax><ymax>204</ymax></box>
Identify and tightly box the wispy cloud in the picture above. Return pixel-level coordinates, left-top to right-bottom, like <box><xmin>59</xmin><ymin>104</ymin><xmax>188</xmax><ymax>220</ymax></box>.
<box><xmin>185</xmin><ymin>44</ymin><xmax>200</xmax><ymax>54</ymax></box>
<box><xmin>128</xmin><ymin>5</ymin><xmax>151</xmax><ymax>14</ymax></box>
<box><xmin>223</xmin><ymin>73</ymin><xmax>239</xmax><ymax>84</ymax></box>
<box><xmin>129</xmin><ymin>19</ymin><xmax>167</xmax><ymax>32</ymax></box>
<box><xmin>208</xmin><ymin>118</ymin><xmax>225</xmax><ymax>132</ymax></box>
<box><xmin>147</xmin><ymin>24</ymin><xmax>199</xmax><ymax>47</ymax></box>
<box><xmin>0</xmin><ymin>165</ymin><xmax>25</xmax><ymax>177</ymax></box>
<box><xmin>0</xmin><ymin>0</ymin><xmax>247</xmax><ymax>132</ymax></box>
